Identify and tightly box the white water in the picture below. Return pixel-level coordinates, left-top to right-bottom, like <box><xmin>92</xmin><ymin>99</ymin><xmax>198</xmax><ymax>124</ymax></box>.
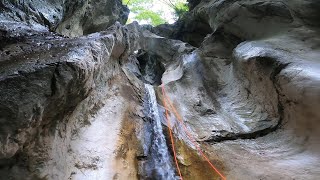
<box><xmin>144</xmin><ymin>84</ymin><xmax>177</xmax><ymax>180</ymax></box>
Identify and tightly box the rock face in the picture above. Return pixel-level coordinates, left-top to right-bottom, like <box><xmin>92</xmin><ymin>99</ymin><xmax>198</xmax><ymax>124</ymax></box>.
<box><xmin>153</xmin><ymin>0</ymin><xmax>320</xmax><ymax>179</ymax></box>
<box><xmin>56</xmin><ymin>0</ymin><xmax>129</xmax><ymax>37</ymax></box>
<box><xmin>0</xmin><ymin>0</ymin><xmax>129</xmax><ymax>37</ymax></box>
<box><xmin>0</xmin><ymin>21</ymin><xmax>141</xmax><ymax>179</ymax></box>
<box><xmin>0</xmin><ymin>0</ymin><xmax>320</xmax><ymax>180</ymax></box>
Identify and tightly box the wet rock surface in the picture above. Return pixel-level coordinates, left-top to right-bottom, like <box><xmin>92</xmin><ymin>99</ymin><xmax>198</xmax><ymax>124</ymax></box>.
<box><xmin>56</xmin><ymin>0</ymin><xmax>129</xmax><ymax>37</ymax></box>
<box><xmin>0</xmin><ymin>21</ymin><xmax>142</xmax><ymax>179</ymax></box>
<box><xmin>152</xmin><ymin>0</ymin><xmax>320</xmax><ymax>179</ymax></box>
<box><xmin>0</xmin><ymin>0</ymin><xmax>128</xmax><ymax>37</ymax></box>
<box><xmin>0</xmin><ymin>0</ymin><xmax>320</xmax><ymax>179</ymax></box>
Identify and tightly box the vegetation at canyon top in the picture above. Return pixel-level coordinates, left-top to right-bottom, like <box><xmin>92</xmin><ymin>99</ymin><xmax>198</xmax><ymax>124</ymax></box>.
<box><xmin>122</xmin><ymin>0</ymin><xmax>189</xmax><ymax>26</ymax></box>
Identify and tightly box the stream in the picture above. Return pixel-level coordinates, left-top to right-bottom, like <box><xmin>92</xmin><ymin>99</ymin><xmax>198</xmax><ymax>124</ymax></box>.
<box><xmin>142</xmin><ymin>84</ymin><xmax>178</xmax><ymax>180</ymax></box>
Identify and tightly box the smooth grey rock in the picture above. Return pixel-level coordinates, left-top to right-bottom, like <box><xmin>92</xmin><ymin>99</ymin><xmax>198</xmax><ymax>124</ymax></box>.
<box><xmin>0</xmin><ymin>0</ymin><xmax>129</xmax><ymax>37</ymax></box>
<box><xmin>153</xmin><ymin>0</ymin><xmax>320</xmax><ymax>179</ymax></box>
<box><xmin>56</xmin><ymin>0</ymin><xmax>129</xmax><ymax>37</ymax></box>
<box><xmin>0</xmin><ymin>0</ymin><xmax>320</xmax><ymax>179</ymax></box>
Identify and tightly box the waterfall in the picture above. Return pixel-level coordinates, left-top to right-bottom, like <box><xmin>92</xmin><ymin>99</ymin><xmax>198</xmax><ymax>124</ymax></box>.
<box><xmin>143</xmin><ymin>84</ymin><xmax>178</xmax><ymax>180</ymax></box>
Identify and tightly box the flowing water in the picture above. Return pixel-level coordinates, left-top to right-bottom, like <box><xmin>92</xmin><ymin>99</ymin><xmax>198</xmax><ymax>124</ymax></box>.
<box><xmin>143</xmin><ymin>84</ymin><xmax>177</xmax><ymax>180</ymax></box>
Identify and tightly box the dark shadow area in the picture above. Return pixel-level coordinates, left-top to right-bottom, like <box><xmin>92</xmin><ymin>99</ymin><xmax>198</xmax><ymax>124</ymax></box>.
<box><xmin>136</xmin><ymin>50</ymin><xmax>165</xmax><ymax>85</ymax></box>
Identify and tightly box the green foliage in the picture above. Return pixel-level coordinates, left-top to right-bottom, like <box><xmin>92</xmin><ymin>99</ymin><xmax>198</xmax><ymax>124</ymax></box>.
<box><xmin>160</xmin><ymin>0</ymin><xmax>189</xmax><ymax>19</ymax></box>
<box><xmin>172</xmin><ymin>1</ymin><xmax>189</xmax><ymax>18</ymax></box>
<box><xmin>123</xmin><ymin>0</ymin><xmax>166</xmax><ymax>26</ymax></box>
<box><xmin>135</xmin><ymin>10</ymin><xmax>166</xmax><ymax>26</ymax></box>
<box><xmin>122</xmin><ymin>0</ymin><xmax>189</xmax><ymax>26</ymax></box>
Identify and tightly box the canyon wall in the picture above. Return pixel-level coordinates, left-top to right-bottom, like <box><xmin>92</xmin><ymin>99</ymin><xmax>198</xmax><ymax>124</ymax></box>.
<box><xmin>0</xmin><ymin>0</ymin><xmax>319</xmax><ymax>179</ymax></box>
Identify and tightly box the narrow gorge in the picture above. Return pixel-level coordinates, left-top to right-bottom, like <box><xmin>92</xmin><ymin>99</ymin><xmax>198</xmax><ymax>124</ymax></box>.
<box><xmin>0</xmin><ymin>0</ymin><xmax>319</xmax><ymax>179</ymax></box>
